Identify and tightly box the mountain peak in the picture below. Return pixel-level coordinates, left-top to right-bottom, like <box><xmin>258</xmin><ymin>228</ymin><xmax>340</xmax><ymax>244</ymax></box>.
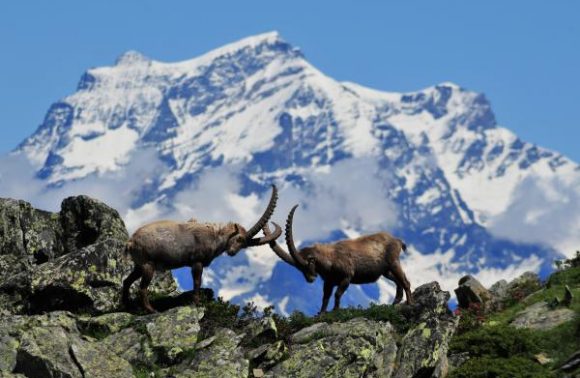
<box><xmin>115</xmin><ymin>50</ymin><xmax>151</xmax><ymax>66</ymax></box>
<box><xmin>192</xmin><ymin>30</ymin><xmax>300</xmax><ymax>63</ymax></box>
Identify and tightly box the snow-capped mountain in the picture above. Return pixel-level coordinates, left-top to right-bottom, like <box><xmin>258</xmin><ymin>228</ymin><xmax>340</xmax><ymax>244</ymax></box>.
<box><xmin>12</xmin><ymin>31</ymin><xmax>580</xmax><ymax>314</ymax></box>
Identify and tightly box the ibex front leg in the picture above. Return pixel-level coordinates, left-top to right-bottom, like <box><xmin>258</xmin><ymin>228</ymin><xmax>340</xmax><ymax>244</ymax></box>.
<box><xmin>319</xmin><ymin>280</ymin><xmax>334</xmax><ymax>314</ymax></box>
<box><xmin>192</xmin><ymin>262</ymin><xmax>203</xmax><ymax>305</ymax></box>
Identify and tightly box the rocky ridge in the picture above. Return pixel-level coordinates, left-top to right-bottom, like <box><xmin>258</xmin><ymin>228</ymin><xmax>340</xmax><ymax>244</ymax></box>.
<box><xmin>0</xmin><ymin>196</ymin><xmax>578</xmax><ymax>377</ymax></box>
<box><xmin>0</xmin><ymin>196</ymin><xmax>457</xmax><ymax>377</ymax></box>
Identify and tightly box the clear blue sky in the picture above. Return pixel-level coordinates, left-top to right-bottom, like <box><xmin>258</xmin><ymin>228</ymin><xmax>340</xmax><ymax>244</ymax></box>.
<box><xmin>1</xmin><ymin>1</ymin><xmax>578</xmax><ymax>160</ymax></box>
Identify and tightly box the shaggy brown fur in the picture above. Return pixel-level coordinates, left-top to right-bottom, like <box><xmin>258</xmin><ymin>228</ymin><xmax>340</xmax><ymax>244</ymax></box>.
<box><xmin>264</xmin><ymin>205</ymin><xmax>413</xmax><ymax>313</ymax></box>
<box><xmin>122</xmin><ymin>186</ymin><xmax>282</xmax><ymax>313</ymax></box>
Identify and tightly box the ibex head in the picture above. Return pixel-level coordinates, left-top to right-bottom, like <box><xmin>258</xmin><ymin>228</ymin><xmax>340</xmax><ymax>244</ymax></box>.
<box><xmin>264</xmin><ymin>204</ymin><xmax>318</xmax><ymax>282</ymax></box>
<box><xmin>224</xmin><ymin>185</ymin><xmax>282</xmax><ymax>256</ymax></box>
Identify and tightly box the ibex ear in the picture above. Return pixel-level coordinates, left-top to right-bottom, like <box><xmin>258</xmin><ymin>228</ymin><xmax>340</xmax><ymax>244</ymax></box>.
<box><xmin>228</xmin><ymin>224</ymin><xmax>241</xmax><ymax>240</ymax></box>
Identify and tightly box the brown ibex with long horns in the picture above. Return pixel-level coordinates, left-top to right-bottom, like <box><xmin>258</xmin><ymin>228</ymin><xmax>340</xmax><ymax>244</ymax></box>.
<box><xmin>263</xmin><ymin>205</ymin><xmax>413</xmax><ymax>313</ymax></box>
<box><xmin>123</xmin><ymin>185</ymin><xmax>282</xmax><ymax>313</ymax></box>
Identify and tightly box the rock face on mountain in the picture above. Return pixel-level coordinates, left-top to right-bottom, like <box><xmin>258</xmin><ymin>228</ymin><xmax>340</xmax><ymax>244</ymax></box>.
<box><xmin>0</xmin><ymin>196</ymin><xmax>177</xmax><ymax>315</ymax></box>
<box><xmin>0</xmin><ymin>196</ymin><xmax>460</xmax><ymax>377</ymax></box>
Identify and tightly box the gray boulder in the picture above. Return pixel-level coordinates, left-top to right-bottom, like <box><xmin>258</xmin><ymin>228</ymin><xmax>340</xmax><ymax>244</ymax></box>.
<box><xmin>268</xmin><ymin>318</ymin><xmax>399</xmax><ymax>378</ymax></box>
<box><xmin>0</xmin><ymin>196</ymin><xmax>177</xmax><ymax>315</ymax></box>
<box><xmin>511</xmin><ymin>301</ymin><xmax>576</xmax><ymax>331</ymax></box>
<box><xmin>176</xmin><ymin>328</ymin><xmax>249</xmax><ymax>378</ymax></box>
<box><xmin>454</xmin><ymin>275</ymin><xmax>491</xmax><ymax>310</ymax></box>
<box><xmin>394</xmin><ymin>282</ymin><xmax>457</xmax><ymax>378</ymax></box>
<box><xmin>0</xmin><ymin>311</ymin><xmax>133</xmax><ymax>378</ymax></box>
<box><xmin>488</xmin><ymin>271</ymin><xmax>542</xmax><ymax>312</ymax></box>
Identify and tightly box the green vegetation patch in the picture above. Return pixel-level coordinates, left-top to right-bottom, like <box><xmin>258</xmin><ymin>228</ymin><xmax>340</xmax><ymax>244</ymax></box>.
<box><xmin>450</xmin><ymin>356</ymin><xmax>553</xmax><ymax>378</ymax></box>
<box><xmin>450</xmin><ymin>262</ymin><xmax>580</xmax><ymax>377</ymax></box>
<box><xmin>450</xmin><ymin>324</ymin><xmax>541</xmax><ymax>358</ymax></box>
<box><xmin>274</xmin><ymin>303</ymin><xmax>409</xmax><ymax>342</ymax></box>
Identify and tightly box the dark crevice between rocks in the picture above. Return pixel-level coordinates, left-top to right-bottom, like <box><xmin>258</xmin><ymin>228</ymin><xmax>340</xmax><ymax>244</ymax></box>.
<box><xmin>74</xmin><ymin>227</ymin><xmax>99</xmax><ymax>251</ymax></box>
<box><xmin>28</xmin><ymin>286</ymin><xmax>94</xmax><ymax>315</ymax></box>
<box><xmin>18</xmin><ymin>214</ymin><xmax>28</xmax><ymax>262</ymax></box>
<box><xmin>148</xmin><ymin>289</ymin><xmax>213</xmax><ymax>313</ymax></box>
<box><xmin>86</xmin><ymin>279</ymin><xmax>117</xmax><ymax>288</ymax></box>
<box><xmin>33</xmin><ymin>249</ymin><xmax>50</xmax><ymax>265</ymax></box>
<box><xmin>14</xmin><ymin>349</ymin><xmax>50</xmax><ymax>378</ymax></box>
<box><xmin>69</xmin><ymin>345</ymin><xmax>86</xmax><ymax>378</ymax></box>
<box><xmin>413</xmin><ymin>366</ymin><xmax>435</xmax><ymax>378</ymax></box>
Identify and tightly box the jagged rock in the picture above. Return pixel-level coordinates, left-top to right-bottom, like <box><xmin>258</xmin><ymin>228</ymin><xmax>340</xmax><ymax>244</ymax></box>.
<box><xmin>454</xmin><ymin>275</ymin><xmax>491</xmax><ymax>310</ymax></box>
<box><xmin>78</xmin><ymin>312</ymin><xmax>134</xmax><ymax>336</ymax></box>
<box><xmin>448</xmin><ymin>351</ymin><xmax>470</xmax><ymax>371</ymax></box>
<box><xmin>268</xmin><ymin>318</ymin><xmax>398</xmax><ymax>378</ymax></box>
<box><xmin>0</xmin><ymin>196</ymin><xmax>177</xmax><ymax>315</ymax></box>
<box><xmin>394</xmin><ymin>282</ymin><xmax>457</xmax><ymax>378</ymax></box>
<box><xmin>0</xmin><ymin>372</ymin><xmax>26</xmax><ymax>378</ymax></box>
<box><xmin>177</xmin><ymin>328</ymin><xmax>248</xmax><ymax>378</ymax></box>
<box><xmin>559</xmin><ymin>350</ymin><xmax>580</xmax><ymax>373</ymax></box>
<box><xmin>242</xmin><ymin>316</ymin><xmax>277</xmax><ymax>344</ymax></box>
<box><xmin>14</xmin><ymin>326</ymin><xmax>133</xmax><ymax>378</ymax></box>
<box><xmin>0</xmin><ymin>198</ymin><xmax>63</xmax><ymax>271</ymax></box>
<box><xmin>0</xmin><ymin>311</ymin><xmax>132</xmax><ymax>377</ymax></box>
<box><xmin>511</xmin><ymin>301</ymin><xmax>576</xmax><ymax>330</ymax></box>
<box><xmin>0</xmin><ymin>336</ymin><xmax>18</xmax><ymax>374</ymax></box>
<box><xmin>0</xmin><ymin>198</ymin><xmax>62</xmax><ymax>314</ymax></box>
<box><xmin>488</xmin><ymin>271</ymin><xmax>542</xmax><ymax>312</ymax></box>
<box><xmin>401</xmin><ymin>281</ymin><xmax>453</xmax><ymax>322</ymax></box>
<box><xmin>102</xmin><ymin>327</ymin><xmax>152</xmax><ymax>367</ymax></box>
<box><xmin>130</xmin><ymin>305</ymin><xmax>204</xmax><ymax>364</ymax></box>
<box><xmin>487</xmin><ymin>279</ymin><xmax>508</xmax><ymax>310</ymax></box>
<box><xmin>59</xmin><ymin>196</ymin><xmax>128</xmax><ymax>255</ymax></box>
<box><xmin>246</xmin><ymin>341</ymin><xmax>287</xmax><ymax>370</ymax></box>
<box><xmin>27</xmin><ymin>238</ymin><xmax>130</xmax><ymax>314</ymax></box>
<box><xmin>562</xmin><ymin>285</ymin><xmax>574</xmax><ymax>307</ymax></box>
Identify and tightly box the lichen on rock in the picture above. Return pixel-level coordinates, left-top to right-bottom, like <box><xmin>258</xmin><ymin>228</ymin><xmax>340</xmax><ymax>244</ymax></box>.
<box><xmin>0</xmin><ymin>196</ymin><xmax>177</xmax><ymax>316</ymax></box>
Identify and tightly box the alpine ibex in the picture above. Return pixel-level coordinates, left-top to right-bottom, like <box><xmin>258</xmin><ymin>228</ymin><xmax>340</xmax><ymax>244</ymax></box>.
<box><xmin>263</xmin><ymin>205</ymin><xmax>413</xmax><ymax>313</ymax></box>
<box><xmin>122</xmin><ymin>185</ymin><xmax>282</xmax><ymax>313</ymax></box>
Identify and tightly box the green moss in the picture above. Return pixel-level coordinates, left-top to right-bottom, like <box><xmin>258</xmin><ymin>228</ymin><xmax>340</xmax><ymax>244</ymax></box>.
<box><xmin>533</xmin><ymin>316</ymin><xmax>580</xmax><ymax>367</ymax></box>
<box><xmin>274</xmin><ymin>303</ymin><xmax>408</xmax><ymax>343</ymax></box>
<box><xmin>449</xmin><ymin>356</ymin><xmax>553</xmax><ymax>378</ymax></box>
<box><xmin>547</xmin><ymin>265</ymin><xmax>580</xmax><ymax>288</ymax></box>
<box><xmin>450</xmin><ymin>264</ymin><xmax>580</xmax><ymax>376</ymax></box>
<box><xmin>198</xmin><ymin>297</ymin><xmax>240</xmax><ymax>340</ymax></box>
<box><xmin>450</xmin><ymin>324</ymin><xmax>541</xmax><ymax>359</ymax></box>
<box><xmin>132</xmin><ymin>362</ymin><xmax>162</xmax><ymax>378</ymax></box>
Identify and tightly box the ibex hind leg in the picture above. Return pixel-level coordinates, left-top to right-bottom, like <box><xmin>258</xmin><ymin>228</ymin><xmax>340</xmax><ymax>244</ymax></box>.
<box><xmin>390</xmin><ymin>262</ymin><xmax>413</xmax><ymax>304</ymax></box>
<box><xmin>139</xmin><ymin>263</ymin><xmax>157</xmax><ymax>313</ymax></box>
<box><xmin>333</xmin><ymin>279</ymin><xmax>350</xmax><ymax>311</ymax></box>
<box><xmin>383</xmin><ymin>270</ymin><xmax>404</xmax><ymax>305</ymax></box>
<box><xmin>122</xmin><ymin>266</ymin><xmax>142</xmax><ymax>307</ymax></box>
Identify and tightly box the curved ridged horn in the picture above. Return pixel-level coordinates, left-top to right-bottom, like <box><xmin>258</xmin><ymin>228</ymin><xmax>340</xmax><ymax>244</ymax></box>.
<box><xmin>262</xmin><ymin>222</ymin><xmax>296</xmax><ymax>266</ymax></box>
<box><xmin>247</xmin><ymin>222</ymin><xmax>282</xmax><ymax>246</ymax></box>
<box><xmin>286</xmin><ymin>205</ymin><xmax>307</xmax><ymax>268</ymax></box>
<box><xmin>245</xmin><ymin>185</ymin><xmax>278</xmax><ymax>241</ymax></box>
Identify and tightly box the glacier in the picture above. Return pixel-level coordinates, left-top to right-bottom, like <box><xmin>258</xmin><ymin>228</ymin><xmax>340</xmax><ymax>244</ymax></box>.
<box><xmin>9</xmin><ymin>31</ymin><xmax>580</xmax><ymax>314</ymax></box>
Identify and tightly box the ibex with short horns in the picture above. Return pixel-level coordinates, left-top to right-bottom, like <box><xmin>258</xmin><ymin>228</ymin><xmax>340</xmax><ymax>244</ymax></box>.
<box><xmin>263</xmin><ymin>205</ymin><xmax>413</xmax><ymax>313</ymax></box>
<box><xmin>123</xmin><ymin>185</ymin><xmax>282</xmax><ymax>313</ymax></box>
